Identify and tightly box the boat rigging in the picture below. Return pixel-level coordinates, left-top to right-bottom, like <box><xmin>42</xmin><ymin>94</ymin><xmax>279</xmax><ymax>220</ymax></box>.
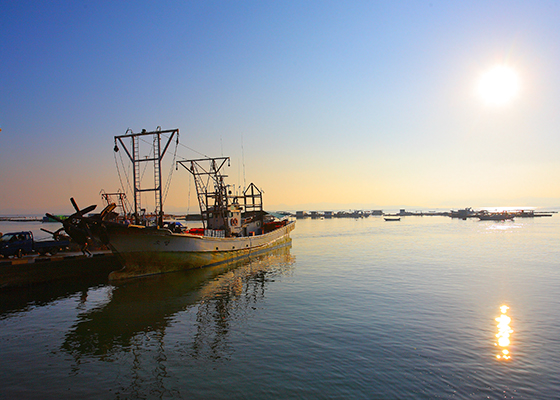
<box><xmin>46</xmin><ymin>127</ymin><xmax>295</xmax><ymax>279</ymax></box>
<box><xmin>113</xmin><ymin>127</ymin><xmax>179</xmax><ymax>227</ymax></box>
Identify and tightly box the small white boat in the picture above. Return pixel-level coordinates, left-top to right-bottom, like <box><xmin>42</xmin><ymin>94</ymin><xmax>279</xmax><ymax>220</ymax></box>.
<box><xmin>478</xmin><ymin>212</ymin><xmax>514</xmax><ymax>221</ymax></box>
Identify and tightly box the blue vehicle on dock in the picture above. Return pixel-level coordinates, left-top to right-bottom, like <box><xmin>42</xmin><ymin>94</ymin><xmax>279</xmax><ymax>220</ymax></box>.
<box><xmin>0</xmin><ymin>231</ymin><xmax>70</xmax><ymax>258</ymax></box>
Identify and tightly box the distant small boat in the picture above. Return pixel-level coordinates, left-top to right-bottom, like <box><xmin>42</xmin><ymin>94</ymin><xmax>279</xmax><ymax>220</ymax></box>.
<box><xmin>450</xmin><ymin>207</ymin><xmax>476</xmax><ymax>219</ymax></box>
<box><xmin>42</xmin><ymin>215</ymin><xmax>68</xmax><ymax>223</ymax></box>
<box><xmin>384</xmin><ymin>217</ymin><xmax>400</xmax><ymax>221</ymax></box>
<box><xmin>478</xmin><ymin>212</ymin><xmax>514</xmax><ymax>221</ymax></box>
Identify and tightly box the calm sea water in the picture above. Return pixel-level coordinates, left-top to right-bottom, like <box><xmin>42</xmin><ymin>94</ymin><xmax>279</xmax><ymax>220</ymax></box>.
<box><xmin>1</xmin><ymin>215</ymin><xmax>560</xmax><ymax>399</ymax></box>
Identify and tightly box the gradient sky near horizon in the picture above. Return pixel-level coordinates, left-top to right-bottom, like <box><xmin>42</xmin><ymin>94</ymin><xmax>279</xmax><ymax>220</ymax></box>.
<box><xmin>2</xmin><ymin>1</ymin><xmax>560</xmax><ymax>214</ymax></box>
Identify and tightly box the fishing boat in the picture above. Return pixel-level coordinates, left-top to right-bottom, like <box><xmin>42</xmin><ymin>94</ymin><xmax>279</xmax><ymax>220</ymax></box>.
<box><xmin>450</xmin><ymin>207</ymin><xmax>476</xmax><ymax>219</ymax></box>
<box><xmin>48</xmin><ymin>128</ymin><xmax>295</xmax><ymax>280</ymax></box>
<box><xmin>478</xmin><ymin>212</ymin><xmax>514</xmax><ymax>221</ymax></box>
<box><xmin>105</xmin><ymin>216</ymin><xmax>294</xmax><ymax>280</ymax></box>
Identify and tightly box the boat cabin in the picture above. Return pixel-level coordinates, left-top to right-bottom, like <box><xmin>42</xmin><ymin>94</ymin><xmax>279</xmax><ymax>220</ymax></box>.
<box><xmin>176</xmin><ymin>158</ymin><xmax>271</xmax><ymax>238</ymax></box>
<box><xmin>206</xmin><ymin>201</ymin><xmax>264</xmax><ymax>237</ymax></box>
<box><xmin>207</xmin><ymin>203</ymin><xmax>243</xmax><ymax>233</ymax></box>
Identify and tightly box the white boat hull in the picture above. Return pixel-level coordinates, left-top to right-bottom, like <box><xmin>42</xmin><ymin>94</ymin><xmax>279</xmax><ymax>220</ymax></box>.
<box><xmin>107</xmin><ymin>221</ymin><xmax>295</xmax><ymax>280</ymax></box>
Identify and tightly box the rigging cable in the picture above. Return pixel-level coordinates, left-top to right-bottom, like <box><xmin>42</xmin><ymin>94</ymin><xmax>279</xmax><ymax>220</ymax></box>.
<box><xmin>162</xmin><ymin>134</ymin><xmax>179</xmax><ymax>205</ymax></box>
<box><xmin>113</xmin><ymin>147</ymin><xmax>134</xmax><ymax>212</ymax></box>
<box><xmin>177</xmin><ymin>141</ymin><xmax>209</xmax><ymax>158</ymax></box>
<box><xmin>187</xmin><ymin>170</ymin><xmax>192</xmax><ymax>216</ymax></box>
<box><xmin>138</xmin><ymin>137</ymin><xmax>154</xmax><ymax>182</ymax></box>
<box><xmin>116</xmin><ymin>129</ymin><xmax>216</xmax><ymax>218</ymax></box>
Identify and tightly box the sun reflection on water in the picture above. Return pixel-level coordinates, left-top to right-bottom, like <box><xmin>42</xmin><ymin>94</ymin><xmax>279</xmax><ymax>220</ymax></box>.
<box><xmin>495</xmin><ymin>305</ymin><xmax>513</xmax><ymax>360</ymax></box>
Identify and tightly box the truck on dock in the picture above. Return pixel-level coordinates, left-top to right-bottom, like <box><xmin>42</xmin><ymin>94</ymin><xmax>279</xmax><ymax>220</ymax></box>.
<box><xmin>0</xmin><ymin>231</ymin><xmax>70</xmax><ymax>259</ymax></box>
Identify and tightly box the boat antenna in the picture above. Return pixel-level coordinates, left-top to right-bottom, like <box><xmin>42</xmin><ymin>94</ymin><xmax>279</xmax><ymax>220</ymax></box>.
<box><xmin>241</xmin><ymin>133</ymin><xmax>246</xmax><ymax>191</ymax></box>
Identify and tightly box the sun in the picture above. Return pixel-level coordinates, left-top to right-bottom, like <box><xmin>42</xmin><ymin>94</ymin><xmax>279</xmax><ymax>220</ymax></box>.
<box><xmin>477</xmin><ymin>65</ymin><xmax>520</xmax><ymax>106</ymax></box>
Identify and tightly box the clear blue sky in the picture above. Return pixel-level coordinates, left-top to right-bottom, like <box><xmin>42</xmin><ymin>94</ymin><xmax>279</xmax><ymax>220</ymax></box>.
<box><xmin>2</xmin><ymin>1</ymin><xmax>560</xmax><ymax>214</ymax></box>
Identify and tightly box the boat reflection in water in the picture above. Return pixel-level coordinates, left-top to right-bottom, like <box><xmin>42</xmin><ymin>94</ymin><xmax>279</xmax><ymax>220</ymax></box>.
<box><xmin>495</xmin><ymin>305</ymin><xmax>513</xmax><ymax>360</ymax></box>
<box><xmin>61</xmin><ymin>241</ymin><xmax>294</xmax><ymax>363</ymax></box>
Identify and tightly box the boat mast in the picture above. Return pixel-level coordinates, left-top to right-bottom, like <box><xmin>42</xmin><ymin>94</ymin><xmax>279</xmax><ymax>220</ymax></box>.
<box><xmin>114</xmin><ymin>127</ymin><xmax>178</xmax><ymax>226</ymax></box>
<box><xmin>176</xmin><ymin>157</ymin><xmax>230</xmax><ymax>235</ymax></box>
<box><xmin>243</xmin><ymin>182</ymin><xmax>264</xmax><ymax>226</ymax></box>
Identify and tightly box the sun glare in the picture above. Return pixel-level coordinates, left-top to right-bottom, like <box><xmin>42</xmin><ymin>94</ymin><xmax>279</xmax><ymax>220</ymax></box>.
<box><xmin>495</xmin><ymin>304</ymin><xmax>513</xmax><ymax>361</ymax></box>
<box><xmin>477</xmin><ymin>65</ymin><xmax>520</xmax><ymax>106</ymax></box>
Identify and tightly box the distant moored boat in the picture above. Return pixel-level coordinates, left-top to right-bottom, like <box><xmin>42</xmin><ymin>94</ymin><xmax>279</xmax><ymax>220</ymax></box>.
<box><xmin>478</xmin><ymin>212</ymin><xmax>514</xmax><ymax>221</ymax></box>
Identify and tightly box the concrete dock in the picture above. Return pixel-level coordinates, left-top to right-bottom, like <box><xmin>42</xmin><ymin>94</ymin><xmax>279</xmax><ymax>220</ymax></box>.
<box><xmin>0</xmin><ymin>251</ymin><xmax>121</xmax><ymax>289</ymax></box>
